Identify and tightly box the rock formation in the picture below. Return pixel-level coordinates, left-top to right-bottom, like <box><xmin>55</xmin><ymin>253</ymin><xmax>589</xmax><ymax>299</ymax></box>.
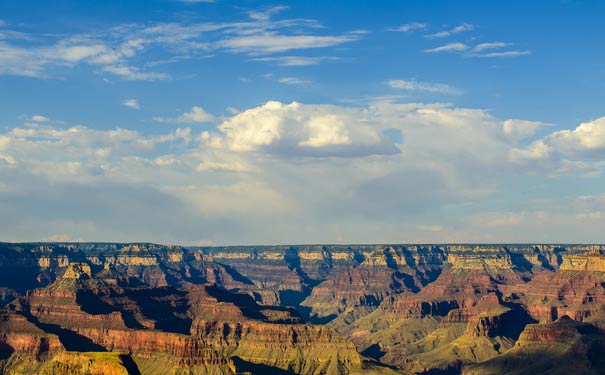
<box><xmin>1</xmin><ymin>242</ymin><xmax>604</xmax><ymax>374</ymax></box>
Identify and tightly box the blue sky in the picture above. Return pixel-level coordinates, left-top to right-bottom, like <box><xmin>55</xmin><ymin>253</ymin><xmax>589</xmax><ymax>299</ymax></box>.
<box><xmin>1</xmin><ymin>0</ymin><xmax>604</xmax><ymax>244</ymax></box>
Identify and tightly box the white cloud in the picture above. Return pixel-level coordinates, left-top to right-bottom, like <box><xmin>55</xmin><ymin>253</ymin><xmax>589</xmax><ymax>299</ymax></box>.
<box><xmin>41</xmin><ymin>233</ymin><xmax>78</xmax><ymax>242</ymax></box>
<box><xmin>417</xmin><ymin>225</ymin><xmax>446</xmax><ymax>232</ymax></box>
<box><xmin>217</xmin><ymin>32</ymin><xmax>364</xmax><ymax>54</ymax></box>
<box><xmin>424</xmin><ymin>42</ymin><xmax>469</xmax><ymax>53</ymax></box>
<box><xmin>391</xmin><ymin>22</ymin><xmax>427</xmax><ymax>32</ymax></box>
<box><xmin>278</xmin><ymin>77</ymin><xmax>312</xmax><ymax>86</ymax></box>
<box><xmin>467</xmin><ymin>211</ymin><xmax>542</xmax><ymax>228</ymax></box>
<box><xmin>31</xmin><ymin>115</ymin><xmax>49</xmax><ymax>122</ymax></box>
<box><xmin>1</xmin><ymin>100</ymin><xmax>603</xmax><ymax>243</ymax></box>
<box><xmin>122</xmin><ymin>99</ymin><xmax>141</xmax><ymax>110</ymax></box>
<box><xmin>0</xmin><ymin>11</ymin><xmax>362</xmax><ymax>79</ymax></box>
<box><xmin>203</xmin><ymin>101</ymin><xmax>397</xmax><ymax>156</ymax></box>
<box><xmin>0</xmin><ymin>36</ymin><xmax>164</xmax><ymax>80</ymax></box>
<box><xmin>424</xmin><ymin>40</ymin><xmax>530</xmax><ymax>58</ymax></box>
<box><xmin>509</xmin><ymin>140</ymin><xmax>553</xmax><ymax>162</ymax></box>
<box><xmin>101</xmin><ymin>65</ymin><xmax>168</xmax><ymax>81</ymax></box>
<box><xmin>502</xmin><ymin>119</ymin><xmax>549</xmax><ymax>140</ymax></box>
<box><xmin>547</xmin><ymin>117</ymin><xmax>605</xmax><ymax>158</ymax></box>
<box><xmin>475</xmin><ymin>50</ymin><xmax>531</xmax><ymax>58</ymax></box>
<box><xmin>575</xmin><ymin>193</ymin><xmax>605</xmax><ymax>211</ymax></box>
<box><xmin>472</xmin><ymin>42</ymin><xmax>512</xmax><ymax>52</ymax></box>
<box><xmin>388</xmin><ymin>79</ymin><xmax>462</xmax><ymax>95</ymax></box>
<box><xmin>252</xmin><ymin>56</ymin><xmax>335</xmax><ymax>66</ymax></box>
<box><xmin>154</xmin><ymin>106</ymin><xmax>215</xmax><ymax>123</ymax></box>
<box><xmin>247</xmin><ymin>6</ymin><xmax>289</xmax><ymax>21</ymax></box>
<box><xmin>426</xmin><ymin>23</ymin><xmax>473</xmax><ymax>39</ymax></box>
<box><xmin>509</xmin><ymin>117</ymin><xmax>605</xmax><ymax>164</ymax></box>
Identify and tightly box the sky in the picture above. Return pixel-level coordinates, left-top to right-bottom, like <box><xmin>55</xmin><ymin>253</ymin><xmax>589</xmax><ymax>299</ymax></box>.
<box><xmin>1</xmin><ymin>0</ymin><xmax>605</xmax><ymax>245</ymax></box>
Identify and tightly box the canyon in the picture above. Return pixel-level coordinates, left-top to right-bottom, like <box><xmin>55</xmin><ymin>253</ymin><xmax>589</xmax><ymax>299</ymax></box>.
<box><xmin>1</xmin><ymin>242</ymin><xmax>604</xmax><ymax>374</ymax></box>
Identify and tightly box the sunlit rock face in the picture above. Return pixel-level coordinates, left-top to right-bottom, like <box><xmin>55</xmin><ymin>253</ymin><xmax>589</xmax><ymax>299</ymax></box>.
<box><xmin>1</xmin><ymin>242</ymin><xmax>605</xmax><ymax>374</ymax></box>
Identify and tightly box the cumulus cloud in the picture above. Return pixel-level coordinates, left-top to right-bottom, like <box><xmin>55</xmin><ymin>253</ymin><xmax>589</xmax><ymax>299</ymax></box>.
<box><xmin>509</xmin><ymin>117</ymin><xmax>605</xmax><ymax>165</ymax></box>
<box><xmin>122</xmin><ymin>99</ymin><xmax>141</xmax><ymax>110</ymax></box>
<box><xmin>1</xmin><ymin>101</ymin><xmax>603</xmax><ymax>243</ymax></box>
<box><xmin>388</xmin><ymin>79</ymin><xmax>462</xmax><ymax>95</ymax></box>
<box><xmin>546</xmin><ymin>117</ymin><xmax>605</xmax><ymax>158</ymax></box>
<box><xmin>202</xmin><ymin>101</ymin><xmax>398</xmax><ymax>157</ymax></box>
<box><xmin>509</xmin><ymin>140</ymin><xmax>554</xmax><ymax>164</ymax></box>
<box><xmin>502</xmin><ymin>119</ymin><xmax>549</xmax><ymax>140</ymax></box>
<box><xmin>154</xmin><ymin>106</ymin><xmax>215</xmax><ymax>123</ymax></box>
<box><xmin>41</xmin><ymin>233</ymin><xmax>82</xmax><ymax>242</ymax></box>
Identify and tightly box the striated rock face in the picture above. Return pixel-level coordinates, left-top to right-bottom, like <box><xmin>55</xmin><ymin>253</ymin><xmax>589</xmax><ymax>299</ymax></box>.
<box><xmin>73</xmin><ymin>328</ymin><xmax>234</xmax><ymax>369</ymax></box>
<box><xmin>2</xmin><ymin>254</ymin><xmax>385</xmax><ymax>375</ymax></box>
<box><xmin>36</xmin><ymin>352</ymin><xmax>132</xmax><ymax>375</ymax></box>
<box><xmin>559</xmin><ymin>249</ymin><xmax>605</xmax><ymax>272</ymax></box>
<box><xmin>463</xmin><ymin>317</ymin><xmax>605</xmax><ymax>375</ymax></box>
<box><xmin>0</xmin><ymin>309</ymin><xmax>63</xmax><ymax>359</ymax></box>
<box><xmin>192</xmin><ymin>320</ymin><xmax>363</xmax><ymax>374</ymax></box>
<box><xmin>2</xmin><ymin>242</ymin><xmax>605</xmax><ymax>374</ymax></box>
<box><xmin>301</xmin><ymin>246</ymin><xmax>445</xmax><ymax>323</ymax></box>
<box><xmin>518</xmin><ymin>251</ymin><xmax>605</xmax><ymax>330</ymax></box>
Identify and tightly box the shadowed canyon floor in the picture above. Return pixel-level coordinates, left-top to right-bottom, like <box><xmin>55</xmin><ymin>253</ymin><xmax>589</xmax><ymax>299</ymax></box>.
<box><xmin>1</xmin><ymin>243</ymin><xmax>605</xmax><ymax>374</ymax></box>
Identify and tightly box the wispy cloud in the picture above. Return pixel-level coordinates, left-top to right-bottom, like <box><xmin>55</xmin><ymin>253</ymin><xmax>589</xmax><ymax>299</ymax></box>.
<box><xmin>475</xmin><ymin>50</ymin><xmax>531</xmax><ymax>57</ymax></box>
<box><xmin>390</xmin><ymin>22</ymin><xmax>427</xmax><ymax>32</ymax></box>
<box><xmin>31</xmin><ymin>115</ymin><xmax>49</xmax><ymax>122</ymax></box>
<box><xmin>424</xmin><ymin>42</ymin><xmax>469</xmax><ymax>53</ymax></box>
<box><xmin>278</xmin><ymin>77</ymin><xmax>312</xmax><ymax>86</ymax></box>
<box><xmin>251</xmin><ymin>55</ymin><xmax>336</xmax><ymax>66</ymax></box>
<box><xmin>154</xmin><ymin>106</ymin><xmax>215</xmax><ymax>123</ymax></box>
<box><xmin>122</xmin><ymin>99</ymin><xmax>141</xmax><ymax>110</ymax></box>
<box><xmin>102</xmin><ymin>65</ymin><xmax>168</xmax><ymax>81</ymax></box>
<box><xmin>0</xmin><ymin>7</ymin><xmax>364</xmax><ymax>79</ymax></box>
<box><xmin>217</xmin><ymin>32</ymin><xmax>364</xmax><ymax>54</ymax></box>
<box><xmin>247</xmin><ymin>5</ymin><xmax>289</xmax><ymax>21</ymax></box>
<box><xmin>469</xmin><ymin>42</ymin><xmax>531</xmax><ymax>57</ymax></box>
<box><xmin>425</xmin><ymin>40</ymin><xmax>531</xmax><ymax>58</ymax></box>
<box><xmin>471</xmin><ymin>42</ymin><xmax>512</xmax><ymax>52</ymax></box>
<box><xmin>417</xmin><ymin>225</ymin><xmax>447</xmax><ymax>232</ymax></box>
<box><xmin>0</xmin><ymin>34</ymin><xmax>164</xmax><ymax>80</ymax></box>
<box><xmin>426</xmin><ymin>23</ymin><xmax>473</xmax><ymax>38</ymax></box>
<box><xmin>388</xmin><ymin>79</ymin><xmax>462</xmax><ymax>95</ymax></box>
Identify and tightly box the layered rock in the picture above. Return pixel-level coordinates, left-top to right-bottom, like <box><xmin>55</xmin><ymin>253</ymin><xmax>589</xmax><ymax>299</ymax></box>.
<box><xmin>518</xmin><ymin>250</ymin><xmax>605</xmax><ymax>329</ymax></box>
<box><xmin>463</xmin><ymin>317</ymin><xmax>605</xmax><ymax>375</ymax></box>
<box><xmin>2</xmin><ymin>242</ymin><xmax>605</xmax><ymax>374</ymax></box>
<box><xmin>0</xmin><ymin>309</ymin><xmax>63</xmax><ymax>358</ymax></box>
